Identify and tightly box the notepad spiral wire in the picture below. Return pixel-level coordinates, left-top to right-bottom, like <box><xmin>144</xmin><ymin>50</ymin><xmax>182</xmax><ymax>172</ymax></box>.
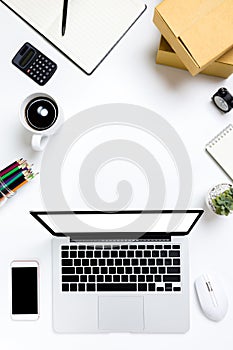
<box><xmin>206</xmin><ymin>124</ymin><xmax>233</xmax><ymax>148</ymax></box>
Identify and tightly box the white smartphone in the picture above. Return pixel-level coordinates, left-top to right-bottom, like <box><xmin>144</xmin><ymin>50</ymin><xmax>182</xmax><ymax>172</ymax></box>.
<box><xmin>11</xmin><ymin>260</ymin><xmax>39</xmax><ymax>320</ymax></box>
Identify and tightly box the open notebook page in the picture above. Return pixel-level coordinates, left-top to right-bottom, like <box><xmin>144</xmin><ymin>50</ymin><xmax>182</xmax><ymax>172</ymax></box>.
<box><xmin>2</xmin><ymin>0</ymin><xmax>146</xmax><ymax>74</ymax></box>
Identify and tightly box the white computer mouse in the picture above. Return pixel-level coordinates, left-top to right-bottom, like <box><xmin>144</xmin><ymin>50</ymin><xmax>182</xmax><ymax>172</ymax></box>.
<box><xmin>195</xmin><ymin>273</ymin><xmax>228</xmax><ymax>322</ymax></box>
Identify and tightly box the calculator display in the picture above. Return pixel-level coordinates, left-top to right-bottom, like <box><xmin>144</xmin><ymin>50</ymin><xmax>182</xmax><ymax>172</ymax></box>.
<box><xmin>19</xmin><ymin>49</ymin><xmax>35</xmax><ymax>67</ymax></box>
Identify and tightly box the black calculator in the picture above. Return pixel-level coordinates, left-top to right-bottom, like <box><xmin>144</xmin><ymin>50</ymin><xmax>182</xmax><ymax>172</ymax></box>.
<box><xmin>12</xmin><ymin>42</ymin><xmax>57</xmax><ymax>86</ymax></box>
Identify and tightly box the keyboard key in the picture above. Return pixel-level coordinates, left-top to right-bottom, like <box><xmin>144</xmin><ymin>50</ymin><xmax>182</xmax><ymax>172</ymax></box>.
<box><xmin>129</xmin><ymin>245</ymin><xmax>137</xmax><ymax>249</ymax></box>
<box><xmin>174</xmin><ymin>287</ymin><xmax>181</xmax><ymax>292</ymax></box>
<box><xmin>107</xmin><ymin>259</ymin><xmax>114</xmax><ymax>266</ymax></box>
<box><xmin>148</xmin><ymin>283</ymin><xmax>155</xmax><ymax>291</ymax></box>
<box><xmin>127</xmin><ymin>251</ymin><xmax>134</xmax><ymax>258</ymax></box>
<box><xmin>86</xmin><ymin>251</ymin><xmax>93</xmax><ymax>258</ymax></box>
<box><xmin>121</xmin><ymin>275</ymin><xmax>128</xmax><ymax>282</ymax></box>
<box><xmin>142</xmin><ymin>267</ymin><xmax>149</xmax><ymax>274</ymax></box>
<box><xmin>173</xmin><ymin>259</ymin><xmax>180</xmax><ymax>265</ymax></box>
<box><xmin>62</xmin><ymin>275</ymin><xmax>79</xmax><ymax>282</ymax></box>
<box><xmin>165</xmin><ymin>283</ymin><xmax>172</xmax><ymax>291</ymax></box>
<box><xmin>138</xmin><ymin>275</ymin><xmax>145</xmax><ymax>282</ymax></box>
<box><xmin>157</xmin><ymin>287</ymin><xmax>164</xmax><ymax>292</ymax></box>
<box><xmin>130</xmin><ymin>275</ymin><xmax>137</xmax><ymax>282</ymax></box>
<box><xmin>80</xmin><ymin>275</ymin><xmax>87</xmax><ymax>282</ymax></box>
<box><xmin>90</xmin><ymin>259</ymin><xmax>97</xmax><ymax>266</ymax></box>
<box><xmin>62</xmin><ymin>267</ymin><xmax>75</xmax><ymax>274</ymax></box>
<box><xmin>94</xmin><ymin>251</ymin><xmax>101</xmax><ymax>258</ymax></box>
<box><xmin>112</xmin><ymin>245</ymin><xmax>120</xmax><ymax>250</ymax></box>
<box><xmin>126</xmin><ymin>267</ymin><xmax>132</xmax><ymax>274</ymax></box>
<box><xmin>70</xmin><ymin>245</ymin><xmax>77</xmax><ymax>250</ymax></box>
<box><xmin>113</xmin><ymin>275</ymin><xmax>120</xmax><ymax>282</ymax></box>
<box><xmin>99</xmin><ymin>259</ymin><xmax>105</xmax><ymax>266</ymax></box>
<box><xmin>140</xmin><ymin>259</ymin><xmax>147</xmax><ymax>266</ymax></box>
<box><xmin>169</xmin><ymin>250</ymin><xmax>180</xmax><ymax>257</ymax></box>
<box><xmin>163</xmin><ymin>275</ymin><xmax>181</xmax><ymax>282</ymax></box>
<box><xmin>87</xmin><ymin>246</ymin><xmax>94</xmax><ymax>250</ymax></box>
<box><xmin>62</xmin><ymin>246</ymin><xmax>69</xmax><ymax>250</ymax></box>
<box><xmin>97</xmin><ymin>275</ymin><xmax>104</xmax><ymax>282</ymax></box>
<box><xmin>134</xmin><ymin>267</ymin><xmax>140</xmax><ymax>274</ymax></box>
<box><xmin>109</xmin><ymin>267</ymin><xmax>116</xmax><ymax>274</ymax></box>
<box><xmin>150</xmin><ymin>267</ymin><xmax>157</xmax><ymax>274</ymax></box>
<box><xmin>138</xmin><ymin>283</ymin><xmax>147</xmax><ymax>291</ymax></box>
<box><xmin>70</xmin><ymin>283</ymin><xmax>77</xmax><ymax>292</ymax></box>
<box><xmin>78</xmin><ymin>283</ymin><xmax>85</xmax><ymax>291</ymax></box>
<box><xmin>105</xmin><ymin>275</ymin><xmax>112</xmax><ymax>282</ymax></box>
<box><xmin>95</xmin><ymin>245</ymin><xmax>103</xmax><ymax>250</ymax></box>
<box><xmin>62</xmin><ymin>259</ymin><xmax>73</xmax><ymax>266</ymax></box>
<box><xmin>152</xmin><ymin>251</ymin><xmax>159</xmax><ymax>257</ymax></box>
<box><xmin>165</xmin><ymin>259</ymin><xmax>172</xmax><ymax>265</ymax></box>
<box><xmin>87</xmin><ymin>284</ymin><xmax>95</xmax><ymax>291</ymax></box>
<box><xmin>138</xmin><ymin>245</ymin><xmax>145</xmax><ymax>249</ymax></box>
<box><xmin>76</xmin><ymin>267</ymin><xmax>83</xmax><ymax>274</ymax></box>
<box><xmin>97</xmin><ymin>283</ymin><xmax>137</xmax><ymax>292</ymax></box>
<box><xmin>119</xmin><ymin>251</ymin><xmax>126</xmax><ymax>258</ymax></box>
<box><xmin>154</xmin><ymin>275</ymin><xmax>161</xmax><ymax>282</ymax></box>
<box><xmin>111</xmin><ymin>251</ymin><xmax>118</xmax><ymax>258</ymax></box>
<box><xmin>84</xmin><ymin>267</ymin><xmax>91</xmax><ymax>274</ymax></box>
<box><xmin>132</xmin><ymin>259</ymin><xmax>139</xmax><ymax>266</ymax></box>
<box><xmin>164</xmin><ymin>245</ymin><xmax>171</xmax><ymax>249</ymax></box>
<box><xmin>101</xmin><ymin>267</ymin><xmax>108</xmax><ymax>274</ymax></box>
<box><xmin>156</xmin><ymin>259</ymin><xmax>163</xmax><ymax>265</ymax></box>
<box><xmin>136</xmin><ymin>251</ymin><xmax>143</xmax><ymax>258</ymax></box>
<box><xmin>78</xmin><ymin>245</ymin><xmax>86</xmax><ymax>250</ymax></box>
<box><xmin>104</xmin><ymin>245</ymin><xmax>111</xmax><ymax>250</ymax></box>
<box><xmin>159</xmin><ymin>267</ymin><xmax>166</xmax><ymax>274</ymax></box>
<box><xmin>167</xmin><ymin>267</ymin><xmax>180</xmax><ymax>274</ymax></box>
<box><xmin>103</xmin><ymin>251</ymin><xmax>110</xmax><ymax>258</ymax></box>
<box><xmin>62</xmin><ymin>283</ymin><xmax>69</xmax><ymax>291</ymax></box>
<box><xmin>144</xmin><ymin>251</ymin><xmax>151</xmax><ymax>257</ymax></box>
<box><xmin>123</xmin><ymin>259</ymin><xmax>130</xmax><ymax>266</ymax></box>
<box><xmin>173</xmin><ymin>245</ymin><xmax>180</xmax><ymax>249</ymax></box>
<box><xmin>88</xmin><ymin>275</ymin><xmax>95</xmax><ymax>282</ymax></box>
<box><xmin>146</xmin><ymin>275</ymin><xmax>153</xmax><ymax>282</ymax></box>
<box><xmin>70</xmin><ymin>251</ymin><xmax>77</xmax><ymax>258</ymax></box>
<box><xmin>78</xmin><ymin>251</ymin><xmax>85</xmax><ymax>258</ymax></box>
<box><xmin>121</xmin><ymin>245</ymin><xmax>128</xmax><ymax>249</ymax></box>
<box><xmin>160</xmin><ymin>251</ymin><xmax>167</xmax><ymax>257</ymax></box>
<box><xmin>82</xmin><ymin>259</ymin><xmax>89</xmax><ymax>266</ymax></box>
<box><xmin>115</xmin><ymin>259</ymin><xmax>122</xmax><ymax>266</ymax></box>
<box><xmin>155</xmin><ymin>245</ymin><xmax>162</xmax><ymax>249</ymax></box>
<box><xmin>62</xmin><ymin>251</ymin><xmax>68</xmax><ymax>258</ymax></box>
<box><xmin>148</xmin><ymin>259</ymin><xmax>155</xmax><ymax>265</ymax></box>
<box><xmin>147</xmin><ymin>245</ymin><xmax>154</xmax><ymax>249</ymax></box>
<box><xmin>74</xmin><ymin>259</ymin><xmax>81</xmax><ymax>266</ymax></box>
<box><xmin>117</xmin><ymin>267</ymin><xmax>124</xmax><ymax>274</ymax></box>
<box><xmin>93</xmin><ymin>267</ymin><xmax>99</xmax><ymax>274</ymax></box>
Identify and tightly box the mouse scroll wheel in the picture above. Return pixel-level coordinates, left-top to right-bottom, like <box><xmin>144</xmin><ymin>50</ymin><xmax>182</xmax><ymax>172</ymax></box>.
<box><xmin>206</xmin><ymin>281</ymin><xmax>213</xmax><ymax>292</ymax></box>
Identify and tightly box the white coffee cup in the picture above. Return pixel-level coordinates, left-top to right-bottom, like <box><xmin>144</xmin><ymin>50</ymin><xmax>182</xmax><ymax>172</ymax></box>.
<box><xmin>20</xmin><ymin>93</ymin><xmax>64</xmax><ymax>151</ymax></box>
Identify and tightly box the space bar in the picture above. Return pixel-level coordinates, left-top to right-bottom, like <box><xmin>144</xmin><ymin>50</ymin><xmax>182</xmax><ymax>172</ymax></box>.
<box><xmin>97</xmin><ymin>283</ymin><xmax>137</xmax><ymax>291</ymax></box>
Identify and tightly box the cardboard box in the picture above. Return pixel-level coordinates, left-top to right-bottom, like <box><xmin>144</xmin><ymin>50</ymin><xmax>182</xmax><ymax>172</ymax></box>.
<box><xmin>156</xmin><ymin>37</ymin><xmax>233</xmax><ymax>79</ymax></box>
<box><xmin>153</xmin><ymin>0</ymin><xmax>233</xmax><ymax>76</ymax></box>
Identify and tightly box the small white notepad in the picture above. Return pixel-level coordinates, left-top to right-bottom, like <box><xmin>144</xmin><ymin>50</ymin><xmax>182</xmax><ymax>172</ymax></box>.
<box><xmin>206</xmin><ymin>124</ymin><xmax>233</xmax><ymax>181</ymax></box>
<box><xmin>2</xmin><ymin>0</ymin><xmax>146</xmax><ymax>74</ymax></box>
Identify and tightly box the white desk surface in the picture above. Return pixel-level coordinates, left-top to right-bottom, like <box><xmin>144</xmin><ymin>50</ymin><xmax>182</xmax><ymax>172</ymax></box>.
<box><xmin>0</xmin><ymin>1</ymin><xmax>233</xmax><ymax>349</ymax></box>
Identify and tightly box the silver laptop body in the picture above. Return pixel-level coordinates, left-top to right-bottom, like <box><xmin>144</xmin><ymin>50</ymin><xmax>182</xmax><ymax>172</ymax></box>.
<box><xmin>31</xmin><ymin>210</ymin><xmax>203</xmax><ymax>333</ymax></box>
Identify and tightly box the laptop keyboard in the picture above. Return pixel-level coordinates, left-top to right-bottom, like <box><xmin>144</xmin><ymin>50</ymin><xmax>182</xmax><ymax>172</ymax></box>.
<box><xmin>61</xmin><ymin>244</ymin><xmax>181</xmax><ymax>293</ymax></box>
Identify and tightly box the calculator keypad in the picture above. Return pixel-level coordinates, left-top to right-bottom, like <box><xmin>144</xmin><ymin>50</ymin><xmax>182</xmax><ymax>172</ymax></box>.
<box><xmin>26</xmin><ymin>54</ymin><xmax>57</xmax><ymax>85</ymax></box>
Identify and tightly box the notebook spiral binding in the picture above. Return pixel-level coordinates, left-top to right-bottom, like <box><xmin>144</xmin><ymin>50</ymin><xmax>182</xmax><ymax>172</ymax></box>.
<box><xmin>206</xmin><ymin>124</ymin><xmax>233</xmax><ymax>148</ymax></box>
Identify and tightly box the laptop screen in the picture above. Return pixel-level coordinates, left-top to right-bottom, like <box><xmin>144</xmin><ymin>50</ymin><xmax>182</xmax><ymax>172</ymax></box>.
<box><xmin>32</xmin><ymin>210</ymin><xmax>203</xmax><ymax>240</ymax></box>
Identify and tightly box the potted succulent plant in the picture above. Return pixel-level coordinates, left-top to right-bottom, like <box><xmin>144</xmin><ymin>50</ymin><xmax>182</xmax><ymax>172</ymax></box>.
<box><xmin>207</xmin><ymin>183</ymin><xmax>233</xmax><ymax>216</ymax></box>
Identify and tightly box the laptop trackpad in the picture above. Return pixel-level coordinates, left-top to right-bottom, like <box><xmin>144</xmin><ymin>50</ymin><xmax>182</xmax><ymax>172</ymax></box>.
<box><xmin>98</xmin><ymin>296</ymin><xmax>144</xmax><ymax>332</ymax></box>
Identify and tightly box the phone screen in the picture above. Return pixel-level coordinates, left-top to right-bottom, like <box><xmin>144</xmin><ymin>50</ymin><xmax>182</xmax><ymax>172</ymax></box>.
<box><xmin>11</xmin><ymin>267</ymin><xmax>38</xmax><ymax>314</ymax></box>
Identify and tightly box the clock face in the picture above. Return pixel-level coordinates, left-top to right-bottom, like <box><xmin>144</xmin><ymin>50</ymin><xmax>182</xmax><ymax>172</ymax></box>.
<box><xmin>214</xmin><ymin>96</ymin><xmax>229</xmax><ymax>112</ymax></box>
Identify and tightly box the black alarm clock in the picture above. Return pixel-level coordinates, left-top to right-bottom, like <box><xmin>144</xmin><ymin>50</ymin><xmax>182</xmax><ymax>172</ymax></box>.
<box><xmin>212</xmin><ymin>88</ymin><xmax>233</xmax><ymax>113</ymax></box>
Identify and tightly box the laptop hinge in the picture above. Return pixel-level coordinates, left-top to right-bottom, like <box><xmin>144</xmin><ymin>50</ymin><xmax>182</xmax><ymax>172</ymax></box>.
<box><xmin>69</xmin><ymin>235</ymin><xmax>172</xmax><ymax>243</ymax></box>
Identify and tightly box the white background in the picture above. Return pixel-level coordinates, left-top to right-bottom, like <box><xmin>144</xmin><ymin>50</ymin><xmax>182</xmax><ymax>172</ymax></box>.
<box><xmin>0</xmin><ymin>0</ymin><xmax>233</xmax><ymax>349</ymax></box>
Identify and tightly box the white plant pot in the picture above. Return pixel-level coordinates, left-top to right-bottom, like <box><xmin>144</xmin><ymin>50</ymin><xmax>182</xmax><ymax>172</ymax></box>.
<box><xmin>206</xmin><ymin>183</ymin><xmax>233</xmax><ymax>216</ymax></box>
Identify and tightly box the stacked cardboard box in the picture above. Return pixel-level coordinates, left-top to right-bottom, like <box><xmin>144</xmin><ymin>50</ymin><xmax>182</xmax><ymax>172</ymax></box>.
<box><xmin>153</xmin><ymin>0</ymin><xmax>233</xmax><ymax>78</ymax></box>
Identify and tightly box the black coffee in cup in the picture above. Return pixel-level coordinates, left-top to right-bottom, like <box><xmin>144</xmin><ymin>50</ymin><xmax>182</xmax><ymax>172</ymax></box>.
<box><xmin>25</xmin><ymin>96</ymin><xmax>58</xmax><ymax>131</ymax></box>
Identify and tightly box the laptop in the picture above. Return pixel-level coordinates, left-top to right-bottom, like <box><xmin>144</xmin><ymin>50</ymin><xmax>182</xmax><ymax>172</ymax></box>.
<box><xmin>30</xmin><ymin>209</ymin><xmax>203</xmax><ymax>333</ymax></box>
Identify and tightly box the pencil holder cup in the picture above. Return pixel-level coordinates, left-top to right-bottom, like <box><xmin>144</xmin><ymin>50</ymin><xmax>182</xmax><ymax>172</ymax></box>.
<box><xmin>20</xmin><ymin>93</ymin><xmax>64</xmax><ymax>152</ymax></box>
<box><xmin>0</xmin><ymin>178</ymin><xmax>15</xmax><ymax>207</ymax></box>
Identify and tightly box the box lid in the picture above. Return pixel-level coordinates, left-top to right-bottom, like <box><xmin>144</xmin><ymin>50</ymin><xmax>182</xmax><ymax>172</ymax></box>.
<box><xmin>154</xmin><ymin>0</ymin><xmax>233</xmax><ymax>75</ymax></box>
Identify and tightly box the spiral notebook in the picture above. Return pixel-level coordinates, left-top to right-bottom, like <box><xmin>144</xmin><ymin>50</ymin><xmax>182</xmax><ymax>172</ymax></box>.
<box><xmin>1</xmin><ymin>0</ymin><xmax>146</xmax><ymax>74</ymax></box>
<box><xmin>206</xmin><ymin>124</ymin><xmax>233</xmax><ymax>181</ymax></box>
